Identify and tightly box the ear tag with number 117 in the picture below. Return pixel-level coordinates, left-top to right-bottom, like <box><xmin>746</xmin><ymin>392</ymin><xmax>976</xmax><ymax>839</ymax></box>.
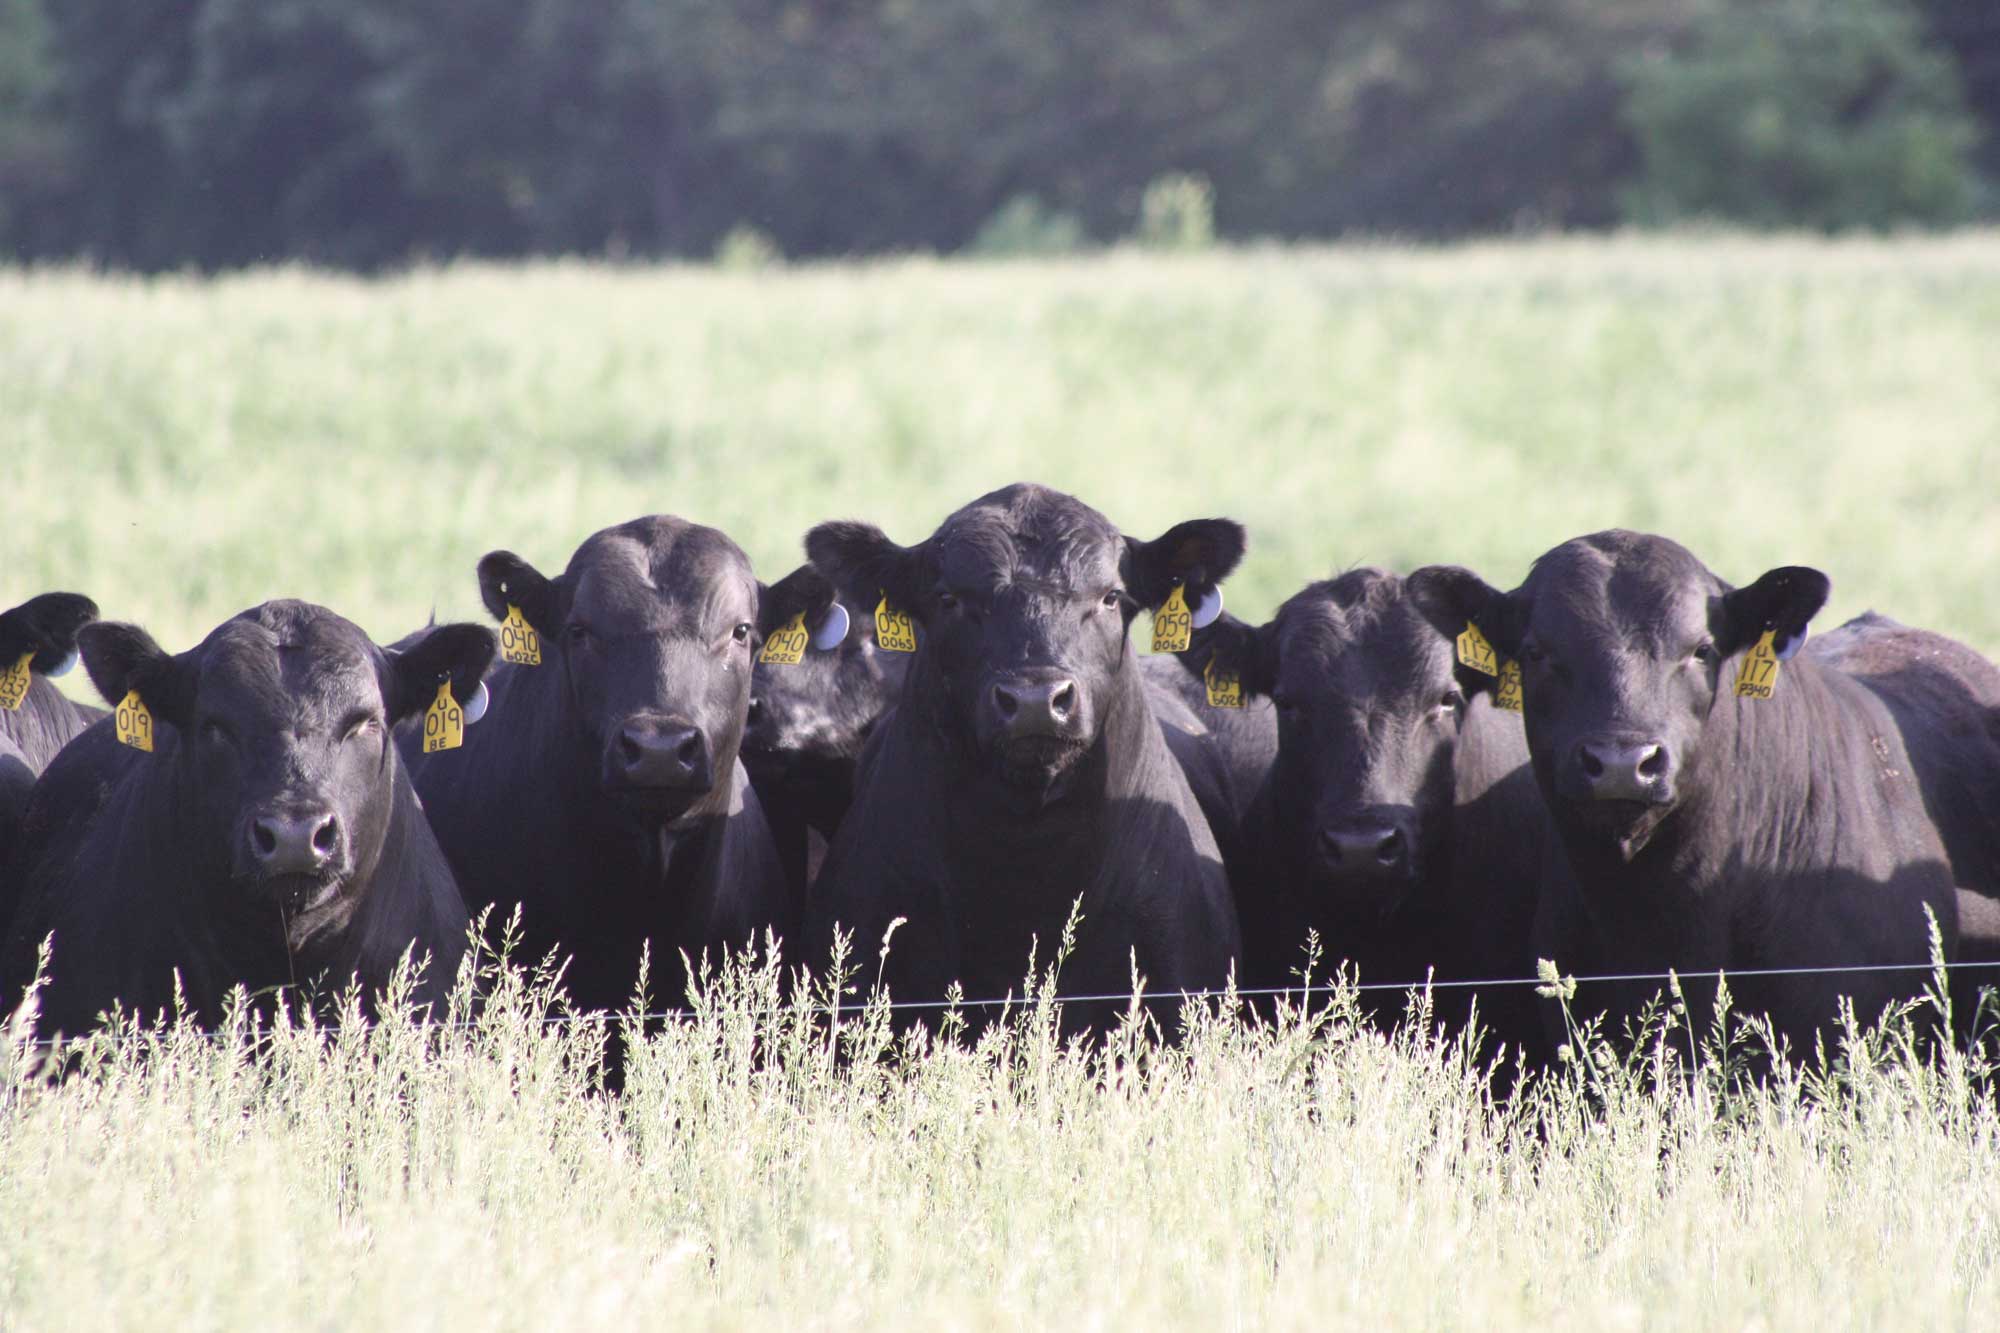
<box><xmin>1735</xmin><ymin>630</ymin><xmax>1781</xmax><ymax>699</ymax></box>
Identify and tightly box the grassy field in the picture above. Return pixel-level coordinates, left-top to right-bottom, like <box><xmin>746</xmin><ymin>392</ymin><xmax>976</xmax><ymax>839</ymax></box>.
<box><xmin>6</xmin><ymin>234</ymin><xmax>2000</xmax><ymax>1328</ymax></box>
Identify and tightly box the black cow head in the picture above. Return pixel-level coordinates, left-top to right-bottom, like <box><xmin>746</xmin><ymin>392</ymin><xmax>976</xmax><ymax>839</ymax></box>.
<box><xmin>1408</xmin><ymin>532</ymin><xmax>1828</xmax><ymax>862</ymax></box>
<box><xmin>744</xmin><ymin>563</ymin><xmax>906</xmax><ymax>772</ymax></box>
<box><xmin>0</xmin><ymin>591</ymin><xmax>98</xmax><ymax>679</ymax></box>
<box><xmin>807</xmin><ymin>483</ymin><xmax>1244</xmax><ymax>798</ymax></box>
<box><xmin>78</xmin><ymin>601</ymin><xmax>495</xmax><ymax>913</ymax></box>
<box><xmin>1194</xmin><ymin>571</ymin><xmax>1470</xmax><ymax>907</ymax></box>
<box><xmin>477</xmin><ymin>516</ymin><xmax>832</xmax><ymax>824</ymax></box>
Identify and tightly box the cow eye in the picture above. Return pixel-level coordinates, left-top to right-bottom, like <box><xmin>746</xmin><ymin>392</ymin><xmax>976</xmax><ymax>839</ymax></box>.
<box><xmin>201</xmin><ymin>719</ymin><xmax>235</xmax><ymax>749</ymax></box>
<box><xmin>566</xmin><ymin>623</ymin><xmax>592</xmax><ymax>647</ymax></box>
<box><xmin>1691</xmin><ymin>642</ymin><xmax>1718</xmax><ymax>666</ymax></box>
<box><xmin>341</xmin><ymin>712</ymin><xmax>380</xmax><ymax>742</ymax></box>
<box><xmin>1521</xmin><ymin>641</ymin><xmax>1546</xmax><ymax>665</ymax></box>
<box><xmin>1101</xmin><ymin>589</ymin><xmax>1124</xmax><ymax>610</ymax></box>
<box><xmin>1439</xmin><ymin>689</ymin><xmax>1466</xmax><ymax>714</ymax></box>
<box><xmin>937</xmin><ymin>591</ymin><xmax>960</xmax><ymax>613</ymax></box>
<box><xmin>732</xmin><ymin>622</ymin><xmax>753</xmax><ymax>644</ymax></box>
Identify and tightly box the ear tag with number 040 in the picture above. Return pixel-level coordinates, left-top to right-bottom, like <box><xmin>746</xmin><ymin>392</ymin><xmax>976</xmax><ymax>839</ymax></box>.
<box><xmin>115</xmin><ymin>689</ymin><xmax>154</xmax><ymax>751</ymax></box>
<box><xmin>500</xmin><ymin>604</ymin><xmax>541</xmax><ymax>666</ymax></box>
<box><xmin>1734</xmin><ymin>630</ymin><xmax>1781</xmax><ymax>700</ymax></box>
<box><xmin>1204</xmin><ymin>654</ymin><xmax>1243</xmax><ymax>709</ymax></box>
<box><xmin>759</xmin><ymin>611</ymin><xmax>809</xmax><ymax>666</ymax></box>
<box><xmin>424</xmin><ymin>680</ymin><xmax>465</xmax><ymax>752</ymax></box>
<box><xmin>1152</xmin><ymin>584</ymin><xmax>1194</xmax><ymax>652</ymax></box>
<box><xmin>874</xmin><ymin>594</ymin><xmax>917</xmax><ymax>653</ymax></box>
<box><xmin>1455</xmin><ymin>622</ymin><xmax>1500</xmax><ymax>677</ymax></box>
<box><xmin>1492</xmin><ymin>658</ymin><xmax>1524</xmax><ymax>712</ymax></box>
<box><xmin>0</xmin><ymin>651</ymin><xmax>32</xmax><ymax>711</ymax></box>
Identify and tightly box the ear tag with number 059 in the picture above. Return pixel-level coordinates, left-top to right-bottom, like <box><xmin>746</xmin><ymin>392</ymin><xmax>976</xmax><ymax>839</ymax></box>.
<box><xmin>500</xmin><ymin>604</ymin><xmax>541</xmax><ymax>666</ymax></box>
<box><xmin>1493</xmin><ymin>658</ymin><xmax>1524</xmax><ymax>712</ymax></box>
<box><xmin>0</xmin><ymin>651</ymin><xmax>32</xmax><ymax>711</ymax></box>
<box><xmin>759</xmin><ymin>611</ymin><xmax>809</xmax><ymax>666</ymax></box>
<box><xmin>116</xmin><ymin>689</ymin><xmax>154</xmax><ymax>751</ymax></box>
<box><xmin>1204</xmin><ymin>654</ymin><xmax>1243</xmax><ymax>709</ymax></box>
<box><xmin>424</xmin><ymin>680</ymin><xmax>465</xmax><ymax>752</ymax></box>
<box><xmin>875</xmin><ymin>594</ymin><xmax>917</xmax><ymax>653</ymax></box>
<box><xmin>1734</xmin><ymin>630</ymin><xmax>1781</xmax><ymax>700</ymax></box>
<box><xmin>1152</xmin><ymin>584</ymin><xmax>1194</xmax><ymax>653</ymax></box>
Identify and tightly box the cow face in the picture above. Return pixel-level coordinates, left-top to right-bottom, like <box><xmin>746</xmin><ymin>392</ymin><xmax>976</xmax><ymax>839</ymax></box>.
<box><xmin>807</xmin><ymin>483</ymin><xmax>1244</xmax><ymax>798</ymax></box>
<box><xmin>78</xmin><ymin>602</ymin><xmax>495</xmax><ymax>912</ymax></box>
<box><xmin>1408</xmin><ymin>533</ymin><xmax>1828</xmax><ymax>862</ymax></box>
<box><xmin>1197</xmin><ymin>572</ymin><xmax>1472</xmax><ymax>906</ymax></box>
<box><xmin>478</xmin><ymin>517</ymin><xmax>835</xmax><ymax>823</ymax></box>
<box><xmin>744</xmin><ymin>567</ymin><xmax>906</xmax><ymax>774</ymax></box>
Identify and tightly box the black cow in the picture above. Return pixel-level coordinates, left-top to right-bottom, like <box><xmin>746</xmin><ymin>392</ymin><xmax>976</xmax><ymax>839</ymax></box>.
<box><xmin>744</xmin><ymin>569</ymin><xmax>910</xmax><ymax>894</ymax></box>
<box><xmin>804</xmin><ymin>484</ymin><xmax>1245</xmax><ymax>1025</ymax></box>
<box><xmin>1</xmin><ymin>602</ymin><xmax>491</xmax><ymax>1034</ymax></box>
<box><xmin>1183</xmin><ymin>571</ymin><xmax>1548</xmax><ymax>1058</ymax></box>
<box><xmin>401</xmin><ymin>516</ymin><xmax>831</xmax><ymax>1016</ymax></box>
<box><xmin>1412</xmin><ymin>531</ymin><xmax>1986</xmax><ymax>1054</ymax></box>
<box><xmin>0</xmin><ymin>592</ymin><xmax>102</xmax><ymax>917</ymax></box>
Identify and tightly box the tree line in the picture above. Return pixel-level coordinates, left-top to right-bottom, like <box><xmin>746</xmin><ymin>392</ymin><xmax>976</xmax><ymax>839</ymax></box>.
<box><xmin>0</xmin><ymin>0</ymin><xmax>1993</xmax><ymax>271</ymax></box>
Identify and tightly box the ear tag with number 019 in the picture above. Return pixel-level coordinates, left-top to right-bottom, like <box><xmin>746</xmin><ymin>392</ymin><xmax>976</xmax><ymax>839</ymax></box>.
<box><xmin>874</xmin><ymin>594</ymin><xmax>917</xmax><ymax>653</ymax></box>
<box><xmin>1734</xmin><ymin>630</ymin><xmax>1781</xmax><ymax>700</ymax></box>
<box><xmin>1203</xmin><ymin>654</ymin><xmax>1243</xmax><ymax>709</ymax></box>
<box><xmin>423</xmin><ymin>680</ymin><xmax>466</xmax><ymax>752</ymax></box>
<box><xmin>0</xmin><ymin>651</ymin><xmax>32</xmax><ymax>711</ymax></box>
<box><xmin>1455</xmin><ymin>622</ymin><xmax>1500</xmax><ymax>677</ymax></box>
<box><xmin>1152</xmin><ymin>584</ymin><xmax>1194</xmax><ymax>652</ymax></box>
<box><xmin>1493</xmin><ymin>658</ymin><xmax>1524</xmax><ymax>712</ymax></box>
<box><xmin>115</xmin><ymin>689</ymin><xmax>154</xmax><ymax>751</ymax></box>
<box><xmin>500</xmin><ymin>604</ymin><xmax>541</xmax><ymax>666</ymax></box>
<box><xmin>759</xmin><ymin>611</ymin><xmax>810</xmax><ymax>666</ymax></box>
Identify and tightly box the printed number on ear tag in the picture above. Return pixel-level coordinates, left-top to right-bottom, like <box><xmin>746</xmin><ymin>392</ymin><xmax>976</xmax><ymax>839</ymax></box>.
<box><xmin>1734</xmin><ymin>630</ymin><xmax>1781</xmax><ymax>700</ymax></box>
<box><xmin>500</xmin><ymin>604</ymin><xmax>541</xmax><ymax>666</ymax></box>
<box><xmin>0</xmin><ymin>651</ymin><xmax>32</xmax><ymax>711</ymax></box>
<box><xmin>424</xmin><ymin>680</ymin><xmax>465</xmax><ymax>753</ymax></box>
<box><xmin>759</xmin><ymin>611</ymin><xmax>809</xmax><ymax>666</ymax></box>
<box><xmin>1204</xmin><ymin>654</ymin><xmax>1243</xmax><ymax>709</ymax></box>
<box><xmin>1493</xmin><ymin>659</ymin><xmax>1524</xmax><ymax>713</ymax></box>
<box><xmin>1456</xmin><ymin>622</ymin><xmax>1499</xmax><ymax>677</ymax></box>
<box><xmin>875</xmin><ymin>594</ymin><xmax>917</xmax><ymax>654</ymax></box>
<box><xmin>115</xmin><ymin>689</ymin><xmax>153</xmax><ymax>752</ymax></box>
<box><xmin>1152</xmin><ymin>583</ymin><xmax>1194</xmax><ymax>653</ymax></box>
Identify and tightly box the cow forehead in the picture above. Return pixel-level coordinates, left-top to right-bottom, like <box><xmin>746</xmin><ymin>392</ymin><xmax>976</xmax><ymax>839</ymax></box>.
<box><xmin>567</xmin><ymin>527</ymin><xmax>756</xmax><ymax>629</ymax></box>
<box><xmin>1278</xmin><ymin>578</ymin><xmax>1451</xmax><ymax>701</ymax></box>
<box><xmin>933</xmin><ymin>495</ymin><xmax>1122</xmax><ymax>592</ymax></box>
<box><xmin>199</xmin><ymin>610</ymin><xmax>382</xmax><ymax>723</ymax></box>
<box><xmin>1528</xmin><ymin>534</ymin><xmax>1719</xmax><ymax>649</ymax></box>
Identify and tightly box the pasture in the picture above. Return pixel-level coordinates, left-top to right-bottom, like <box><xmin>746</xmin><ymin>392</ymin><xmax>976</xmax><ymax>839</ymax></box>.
<box><xmin>5</xmin><ymin>233</ymin><xmax>2000</xmax><ymax>1328</ymax></box>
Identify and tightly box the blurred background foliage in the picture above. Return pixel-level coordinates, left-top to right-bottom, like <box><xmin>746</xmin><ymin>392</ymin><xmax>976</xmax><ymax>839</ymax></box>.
<box><xmin>0</xmin><ymin>0</ymin><xmax>1995</xmax><ymax>270</ymax></box>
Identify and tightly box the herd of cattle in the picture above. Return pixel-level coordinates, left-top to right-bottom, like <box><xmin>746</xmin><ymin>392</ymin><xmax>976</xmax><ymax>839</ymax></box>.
<box><xmin>4</xmin><ymin>482</ymin><xmax>2000</xmax><ymax>1064</ymax></box>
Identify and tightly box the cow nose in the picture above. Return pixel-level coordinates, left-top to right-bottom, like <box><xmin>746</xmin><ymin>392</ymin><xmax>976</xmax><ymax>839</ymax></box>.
<box><xmin>1317</xmin><ymin>822</ymin><xmax>1411</xmax><ymax>880</ymax></box>
<box><xmin>989</xmin><ymin>676</ymin><xmax>1080</xmax><ymax>737</ymax></box>
<box><xmin>615</xmin><ymin>720</ymin><xmax>713</xmax><ymax>791</ymax></box>
<box><xmin>1575</xmin><ymin>737</ymin><xmax>1674</xmax><ymax>803</ymax></box>
<box><xmin>250</xmin><ymin>810</ymin><xmax>341</xmax><ymax>877</ymax></box>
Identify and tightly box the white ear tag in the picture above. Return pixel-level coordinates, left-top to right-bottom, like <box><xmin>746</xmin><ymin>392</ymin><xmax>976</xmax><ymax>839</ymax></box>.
<box><xmin>1191</xmin><ymin>585</ymin><xmax>1224</xmax><ymax>630</ymax></box>
<box><xmin>48</xmin><ymin>650</ymin><xmax>78</xmax><ymax>678</ymax></box>
<box><xmin>1773</xmin><ymin>626</ymin><xmax>1807</xmax><ymax>662</ymax></box>
<box><xmin>461</xmin><ymin>679</ymin><xmax>490</xmax><ymax>725</ymax></box>
<box><xmin>811</xmin><ymin>601</ymin><xmax>851</xmax><ymax>651</ymax></box>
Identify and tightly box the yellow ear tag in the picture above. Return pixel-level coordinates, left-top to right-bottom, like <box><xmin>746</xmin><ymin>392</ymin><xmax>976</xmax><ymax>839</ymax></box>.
<box><xmin>0</xmin><ymin>651</ymin><xmax>32</xmax><ymax>711</ymax></box>
<box><xmin>1203</xmin><ymin>654</ymin><xmax>1243</xmax><ymax>709</ymax></box>
<box><xmin>115</xmin><ymin>689</ymin><xmax>154</xmax><ymax>752</ymax></box>
<box><xmin>500</xmin><ymin>604</ymin><xmax>541</xmax><ymax>666</ymax></box>
<box><xmin>423</xmin><ymin>680</ymin><xmax>465</xmax><ymax>753</ymax></box>
<box><xmin>874</xmin><ymin>594</ymin><xmax>917</xmax><ymax>654</ymax></box>
<box><xmin>759</xmin><ymin>611</ymin><xmax>809</xmax><ymax>666</ymax></box>
<box><xmin>1734</xmin><ymin>630</ymin><xmax>1780</xmax><ymax>700</ymax></box>
<box><xmin>1152</xmin><ymin>583</ymin><xmax>1193</xmax><ymax>653</ymax></box>
<box><xmin>1493</xmin><ymin>659</ymin><xmax>1524</xmax><ymax>712</ymax></box>
<box><xmin>1455</xmin><ymin>622</ymin><xmax>1499</xmax><ymax>677</ymax></box>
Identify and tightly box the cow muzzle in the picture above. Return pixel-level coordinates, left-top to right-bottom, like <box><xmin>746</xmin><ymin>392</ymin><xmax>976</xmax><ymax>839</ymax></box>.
<box><xmin>605</xmin><ymin>715</ymin><xmax>713</xmax><ymax>796</ymax></box>
<box><xmin>1570</xmin><ymin>735</ymin><xmax>1675</xmax><ymax>805</ymax></box>
<box><xmin>985</xmin><ymin>672</ymin><xmax>1084</xmax><ymax>742</ymax></box>
<box><xmin>1317</xmin><ymin>817</ymin><xmax>1416</xmax><ymax>884</ymax></box>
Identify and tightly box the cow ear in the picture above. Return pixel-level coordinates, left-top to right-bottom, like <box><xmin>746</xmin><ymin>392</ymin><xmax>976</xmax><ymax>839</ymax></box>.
<box><xmin>476</xmin><ymin>551</ymin><xmax>558</xmax><ymax>633</ymax></box>
<box><xmin>1124</xmin><ymin>519</ymin><xmax>1247</xmax><ymax>613</ymax></box>
<box><xmin>1405</xmin><ymin>565</ymin><xmax>1526</xmax><ymax>691</ymax></box>
<box><xmin>1185</xmin><ymin>611</ymin><xmax>1276</xmax><ymax>698</ymax></box>
<box><xmin>758</xmin><ymin>563</ymin><xmax>842</xmax><ymax>646</ymax></box>
<box><xmin>0</xmin><ymin>592</ymin><xmax>99</xmax><ymax>674</ymax></box>
<box><xmin>386</xmin><ymin>623</ymin><xmax>498</xmax><ymax>725</ymax></box>
<box><xmin>77</xmin><ymin>622</ymin><xmax>195</xmax><ymax>729</ymax></box>
<box><xmin>1720</xmin><ymin>565</ymin><xmax>1830</xmax><ymax>659</ymax></box>
<box><xmin>805</xmin><ymin>521</ymin><xmax>927</xmax><ymax>620</ymax></box>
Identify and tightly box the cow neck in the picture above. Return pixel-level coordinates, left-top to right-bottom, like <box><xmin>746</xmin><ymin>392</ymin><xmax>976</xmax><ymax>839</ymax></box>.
<box><xmin>3</xmin><ymin>677</ymin><xmax>100</xmax><ymax>771</ymax></box>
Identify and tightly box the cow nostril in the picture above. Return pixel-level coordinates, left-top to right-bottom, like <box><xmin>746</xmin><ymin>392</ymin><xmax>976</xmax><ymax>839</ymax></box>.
<box><xmin>311</xmin><ymin>816</ymin><xmax>339</xmax><ymax>856</ymax></box>
<box><xmin>1638</xmin><ymin>745</ymin><xmax>1668</xmax><ymax>779</ymax></box>
<box><xmin>253</xmin><ymin>822</ymin><xmax>278</xmax><ymax>857</ymax></box>
<box><xmin>1579</xmin><ymin>747</ymin><xmax>1605</xmax><ymax>780</ymax></box>
<box><xmin>618</xmin><ymin>732</ymin><xmax>644</xmax><ymax>768</ymax></box>
<box><xmin>1377</xmin><ymin>828</ymin><xmax>1405</xmax><ymax>865</ymax></box>
<box><xmin>676</xmin><ymin>732</ymin><xmax>702</xmax><ymax>767</ymax></box>
<box><xmin>1319</xmin><ymin>828</ymin><xmax>1344</xmax><ymax>861</ymax></box>
<box><xmin>991</xmin><ymin>685</ymin><xmax>1019</xmax><ymax>720</ymax></box>
<box><xmin>1049</xmin><ymin>681</ymin><xmax>1077</xmax><ymax>718</ymax></box>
